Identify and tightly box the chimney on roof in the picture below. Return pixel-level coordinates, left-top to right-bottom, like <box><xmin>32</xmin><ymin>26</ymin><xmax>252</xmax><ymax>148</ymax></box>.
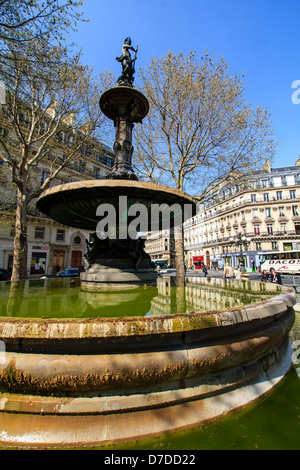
<box><xmin>263</xmin><ymin>159</ymin><xmax>271</xmax><ymax>172</ymax></box>
<box><xmin>296</xmin><ymin>157</ymin><xmax>300</xmax><ymax>166</ymax></box>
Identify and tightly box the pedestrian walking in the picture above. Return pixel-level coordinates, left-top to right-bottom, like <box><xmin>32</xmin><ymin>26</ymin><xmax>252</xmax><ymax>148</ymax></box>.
<box><xmin>202</xmin><ymin>265</ymin><xmax>208</xmax><ymax>277</ymax></box>
<box><xmin>223</xmin><ymin>264</ymin><xmax>233</xmax><ymax>279</ymax></box>
<box><xmin>234</xmin><ymin>266</ymin><xmax>241</xmax><ymax>280</ymax></box>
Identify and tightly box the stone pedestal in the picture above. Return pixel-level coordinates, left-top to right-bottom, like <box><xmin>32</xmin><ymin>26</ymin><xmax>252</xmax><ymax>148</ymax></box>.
<box><xmin>80</xmin><ymin>262</ymin><xmax>157</xmax><ymax>289</ymax></box>
<box><xmin>100</xmin><ymin>85</ymin><xmax>149</xmax><ymax>180</ymax></box>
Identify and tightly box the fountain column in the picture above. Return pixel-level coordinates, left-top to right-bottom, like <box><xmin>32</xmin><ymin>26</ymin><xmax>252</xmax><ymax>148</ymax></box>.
<box><xmin>99</xmin><ymin>84</ymin><xmax>149</xmax><ymax>181</ymax></box>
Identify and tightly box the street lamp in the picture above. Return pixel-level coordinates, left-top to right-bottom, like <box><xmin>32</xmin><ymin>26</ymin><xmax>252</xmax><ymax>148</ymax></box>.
<box><xmin>229</xmin><ymin>230</ymin><xmax>251</xmax><ymax>272</ymax></box>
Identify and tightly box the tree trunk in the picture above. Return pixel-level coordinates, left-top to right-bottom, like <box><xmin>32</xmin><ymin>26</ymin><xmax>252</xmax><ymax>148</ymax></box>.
<box><xmin>11</xmin><ymin>188</ymin><xmax>28</xmax><ymax>281</ymax></box>
<box><xmin>174</xmin><ymin>225</ymin><xmax>186</xmax><ymax>277</ymax></box>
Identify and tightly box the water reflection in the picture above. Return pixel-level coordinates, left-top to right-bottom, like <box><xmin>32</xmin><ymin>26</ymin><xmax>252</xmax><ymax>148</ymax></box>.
<box><xmin>0</xmin><ymin>276</ymin><xmax>282</xmax><ymax>319</ymax></box>
<box><xmin>150</xmin><ymin>276</ymin><xmax>282</xmax><ymax>316</ymax></box>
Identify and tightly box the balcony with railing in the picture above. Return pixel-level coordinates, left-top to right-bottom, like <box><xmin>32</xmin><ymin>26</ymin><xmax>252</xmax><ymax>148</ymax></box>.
<box><xmin>184</xmin><ymin>229</ymin><xmax>300</xmax><ymax>251</ymax></box>
<box><xmin>188</xmin><ymin>191</ymin><xmax>300</xmax><ymax>225</ymax></box>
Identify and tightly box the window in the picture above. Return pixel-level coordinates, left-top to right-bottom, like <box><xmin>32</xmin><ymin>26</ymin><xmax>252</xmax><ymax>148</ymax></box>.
<box><xmin>263</xmin><ymin>193</ymin><xmax>269</xmax><ymax>202</ymax></box>
<box><xmin>280</xmin><ymin>223</ymin><xmax>287</xmax><ymax>234</ymax></box>
<box><xmin>93</xmin><ymin>167</ymin><xmax>100</xmax><ymax>179</ymax></box>
<box><xmin>292</xmin><ymin>205</ymin><xmax>299</xmax><ymax>216</ymax></box>
<box><xmin>276</xmin><ymin>191</ymin><xmax>283</xmax><ymax>200</ymax></box>
<box><xmin>56</xmin><ymin>229</ymin><xmax>65</xmax><ymax>241</ymax></box>
<box><xmin>74</xmin><ymin>236</ymin><xmax>82</xmax><ymax>246</ymax></box>
<box><xmin>41</xmin><ymin>170</ymin><xmax>50</xmax><ymax>185</ymax></box>
<box><xmin>254</xmin><ymin>225</ymin><xmax>260</xmax><ymax>235</ymax></box>
<box><xmin>30</xmin><ymin>252</ymin><xmax>46</xmax><ymax>275</ymax></box>
<box><xmin>78</xmin><ymin>160</ymin><xmax>86</xmax><ymax>173</ymax></box>
<box><xmin>34</xmin><ymin>226</ymin><xmax>44</xmax><ymax>239</ymax></box>
<box><xmin>273</xmin><ymin>176</ymin><xmax>282</xmax><ymax>187</ymax></box>
<box><xmin>290</xmin><ymin>190</ymin><xmax>296</xmax><ymax>199</ymax></box>
<box><xmin>261</xmin><ymin>179</ymin><xmax>269</xmax><ymax>188</ymax></box>
<box><xmin>279</xmin><ymin>206</ymin><xmax>285</xmax><ymax>217</ymax></box>
<box><xmin>252</xmin><ymin>209</ymin><xmax>258</xmax><ymax>218</ymax></box>
<box><xmin>267</xmin><ymin>224</ymin><xmax>273</xmax><ymax>235</ymax></box>
<box><xmin>272</xmin><ymin>242</ymin><xmax>278</xmax><ymax>250</ymax></box>
<box><xmin>265</xmin><ymin>208</ymin><xmax>272</xmax><ymax>218</ymax></box>
<box><xmin>256</xmin><ymin>242</ymin><xmax>261</xmax><ymax>250</ymax></box>
<box><xmin>286</xmin><ymin>175</ymin><xmax>295</xmax><ymax>185</ymax></box>
<box><xmin>251</xmin><ymin>194</ymin><xmax>256</xmax><ymax>202</ymax></box>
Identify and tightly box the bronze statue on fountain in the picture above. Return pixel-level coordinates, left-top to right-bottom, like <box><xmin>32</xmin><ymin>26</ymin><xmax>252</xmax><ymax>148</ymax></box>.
<box><xmin>100</xmin><ymin>37</ymin><xmax>147</xmax><ymax>181</ymax></box>
<box><xmin>116</xmin><ymin>37</ymin><xmax>138</xmax><ymax>87</ymax></box>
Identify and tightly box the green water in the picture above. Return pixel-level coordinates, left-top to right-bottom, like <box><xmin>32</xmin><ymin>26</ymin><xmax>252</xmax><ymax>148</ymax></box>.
<box><xmin>99</xmin><ymin>306</ymin><xmax>300</xmax><ymax>450</ymax></box>
<box><xmin>0</xmin><ymin>276</ymin><xmax>297</xmax><ymax>450</ymax></box>
<box><xmin>100</xmin><ymin>368</ymin><xmax>300</xmax><ymax>450</ymax></box>
<box><xmin>101</xmin><ymin>310</ymin><xmax>300</xmax><ymax>450</ymax></box>
<box><xmin>0</xmin><ymin>276</ymin><xmax>282</xmax><ymax>319</ymax></box>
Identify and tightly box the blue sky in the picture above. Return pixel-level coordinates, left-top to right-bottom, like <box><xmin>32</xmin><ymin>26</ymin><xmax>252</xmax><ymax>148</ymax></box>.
<box><xmin>69</xmin><ymin>0</ymin><xmax>300</xmax><ymax>168</ymax></box>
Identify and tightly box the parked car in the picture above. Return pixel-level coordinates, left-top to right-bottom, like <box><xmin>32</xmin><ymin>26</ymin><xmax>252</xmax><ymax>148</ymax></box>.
<box><xmin>58</xmin><ymin>268</ymin><xmax>79</xmax><ymax>278</ymax></box>
<box><xmin>0</xmin><ymin>268</ymin><xmax>10</xmax><ymax>281</ymax></box>
<box><xmin>40</xmin><ymin>268</ymin><xmax>79</xmax><ymax>280</ymax></box>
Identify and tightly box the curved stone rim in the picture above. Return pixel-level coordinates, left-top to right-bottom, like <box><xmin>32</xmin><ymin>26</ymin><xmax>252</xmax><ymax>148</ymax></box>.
<box><xmin>0</xmin><ymin>336</ymin><xmax>292</xmax><ymax>414</ymax></box>
<box><xmin>36</xmin><ymin>180</ymin><xmax>197</xmax><ymax>230</ymax></box>
<box><xmin>0</xmin><ymin>308</ymin><xmax>294</xmax><ymax>395</ymax></box>
<box><xmin>37</xmin><ymin>179</ymin><xmax>197</xmax><ymax>206</ymax></box>
<box><xmin>0</xmin><ymin>286</ymin><xmax>295</xmax><ymax>341</ymax></box>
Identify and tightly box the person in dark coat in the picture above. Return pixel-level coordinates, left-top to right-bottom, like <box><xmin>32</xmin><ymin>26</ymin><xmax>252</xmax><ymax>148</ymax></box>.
<box><xmin>260</xmin><ymin>269</ymin><xmax>269</xmax><ymax>282</ymax></box>
<box><xmin>202</xmin><ymin>265</ymin><xmax>208</xmax><ymax>277</ymax></box>
<box><xmin>270</xmin><ymin>268</ymin><xmax>282</xmax><ymax>285</ymax></box>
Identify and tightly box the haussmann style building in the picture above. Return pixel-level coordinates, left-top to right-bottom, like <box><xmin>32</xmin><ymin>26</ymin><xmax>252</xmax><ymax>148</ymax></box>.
<box><xmin>0</xmin><ymin>111</ymin><xmax>113</xmax><ymax>278</ymax></box>
<box><xmin>184</xmin><ymin>159</ymin><xmax>300</xmax><ymax>272</ymax></box>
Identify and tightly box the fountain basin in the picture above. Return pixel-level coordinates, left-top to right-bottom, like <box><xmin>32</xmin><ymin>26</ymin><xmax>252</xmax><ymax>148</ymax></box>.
<box><xmin>36</xmin><ymin>179</ymin><xmax>197</xmax><ymax>231</ymax></box>
<box><xmin>36</xmin><ymin>180</ymin><xmax>197</xmax><ymax>288</ymax></box>
<box><xmin>0</xmin><ymin>277</ymin><xmax>296</xmax><ymax>448</ymax></box>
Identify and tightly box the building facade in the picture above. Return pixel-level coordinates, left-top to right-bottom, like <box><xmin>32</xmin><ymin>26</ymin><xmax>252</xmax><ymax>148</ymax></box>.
<box><xmin>144</xmin><ymin>229</ymin><xmax>175</xmax><ymax>268</ymax></box>
<box><xmin>184</xmin><ymin>160</ymin><xmax>300</xmax><ymax>272</ymax></box>
<box><xmin>0</xmin><ymin>115</ymin><xmax>114</xmax><ymax>277</ymax></box>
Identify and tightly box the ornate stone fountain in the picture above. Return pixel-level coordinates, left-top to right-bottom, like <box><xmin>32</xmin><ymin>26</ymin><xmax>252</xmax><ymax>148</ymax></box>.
<box><xmin>36</xmin><ymin>38</ymin><xmax>196</xmax><ymax>288</ymax></box>
<box><xmin>0</xmin><ymin>40</ymin><xmax>296</xmax><ymax>449</ymax></box>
